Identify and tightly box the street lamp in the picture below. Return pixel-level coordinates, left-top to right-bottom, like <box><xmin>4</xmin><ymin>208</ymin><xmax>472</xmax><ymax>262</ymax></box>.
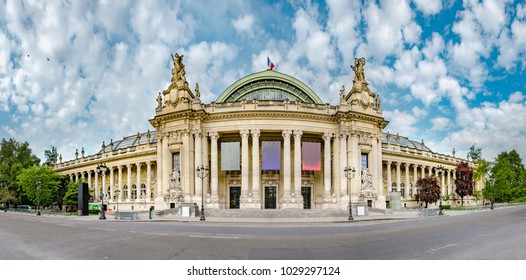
<box><xmin>96</xmin><ymin>163</ymin><xmax>108</xmax><ymax>220</ymax></box>
<box><xmin>196</xmin><ymin>165</ymin><xmax>209</xmax><ymax>221</ymax></box>
<box><xmin>36</xmin><ymin>179</ymin><xmax>41</xmax><ymax>216</ymax></box>
<box><xmin>489</xmin><ymin>174</ymin><xmax>495</xmax><ymax>210</ymax></box>
<box><xmin>437</xmin><ymin>165</ymin><xmax>445</xmax><ymax>215</ymax></box>
<box><xmin>115</xmin><ymin>189</ymin><xmax>120</xmax><ymax>212</ymax></box>
<box><xmin>344</xmin><ymin>166</ymin><xmax>356</xmax><ymax>221</ymax></box>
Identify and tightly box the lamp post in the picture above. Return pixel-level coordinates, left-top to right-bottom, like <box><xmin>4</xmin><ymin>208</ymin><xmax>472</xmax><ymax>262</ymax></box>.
<box><xmin>196</xmin><ymin>165</ymin><xmax>209</xmax><ymax>221</ymax></box>
<box><xmin>489</xmin><ymin>174</ymin><xmax>495</xmax><ymax>210</ymax></box>
<box><xmin>115</xmin><ymin>189</ymin><xmax>120</xmax><ymax>212</ymax></box>
<box><xmin>36</xmin><ymin>179</ymin><xmax>41</xmax><ymax>216</ymax></box>
<box><xmin>344</xmin><ymin>166</ymin><xmax>356</xmax><ymax>221</ymax></box>
<box><xmin>96</xmin><ymin>163</ymin><xmax>108</xmax><ymax>220</ymax></box>
<box><xmin>437</xmin><ymin>165</ymin><xmax>445</xmax><ymax>215</ymax></box>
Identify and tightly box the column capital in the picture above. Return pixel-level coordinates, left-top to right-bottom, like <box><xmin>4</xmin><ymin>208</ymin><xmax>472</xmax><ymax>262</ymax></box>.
<box><xmin>192</xmin><ymin>129</ymin><xmax>202</xmax><ymax>137</ymax></box>
<box><xmin>339</xmin><ymin>130</ymin><xmax>348</xmax><ymax>139</ymax></box>
<box><xmin>395</xmin><ymin>161</ymin><xmax>401</xmax><ymax>167</ymax></box>
<box><xmin>240</xmin><ymin>129</ymin><xmax>250</xmax><ymax>138</ymax></box>
<box><xmin>387</xmin><ymin>160</ymin><xmax>392</xmax><ymax>166</ymax></box>
<box><xmin>323</xmin><ymin>132</ymin><xmax>332</xmax><ymax>141</ymax></box>
<box><xmin>293</xmin><ymin>130</ymin><xmax>303</xmax><ymax>139</ymax></box>
<box><xmin>251</xmin><ymin>129</ymin><xmax>260</xmax><ymax>138</ymax></box>
<box><xmin>282</xmin><ymin>129</ymin><xmax>292</xmax><ymax>138</ymax></box>
<box><xmin>209</xmin><ymin>131</ymin><xmax>219</xmax><ymax>140</ymax></box>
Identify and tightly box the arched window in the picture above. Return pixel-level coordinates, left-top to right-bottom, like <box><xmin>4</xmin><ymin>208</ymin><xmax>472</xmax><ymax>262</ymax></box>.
<box><xmin>391</xmin><ymin>183</ymin><xmax>397</xmax><ymax>193</ymax></box>
<box><xmin>140</xmin><ymin>184</ymin><xmax>147</xmax><ymax>199</ymax></box>
<box><xmin>132</xmin><ymin>184</ymin><xmax>137</xmax><ymax>199</ymax></box>
<box><xmin>123</xmin><ymin>185</ymin><xmax>128</xmax><ymax>199</ymax></box>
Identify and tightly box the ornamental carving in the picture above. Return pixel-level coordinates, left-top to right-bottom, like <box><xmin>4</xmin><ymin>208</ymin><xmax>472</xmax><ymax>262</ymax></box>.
<box><xmin>360</xmin><ymin>169</ymin><xmax>377</xmax><ymax>200</ymax></box>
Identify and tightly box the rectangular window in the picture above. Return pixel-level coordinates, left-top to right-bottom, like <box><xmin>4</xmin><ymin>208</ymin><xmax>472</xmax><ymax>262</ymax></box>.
<box><xmin>361</xmin><ymin>153</ymin><xmax>368</xmax><ymax>170</ymax></box>
<box><xmin>172</xmin><ymin>152</ymin><xmax>180</xmax><ymax>172</ymax></box>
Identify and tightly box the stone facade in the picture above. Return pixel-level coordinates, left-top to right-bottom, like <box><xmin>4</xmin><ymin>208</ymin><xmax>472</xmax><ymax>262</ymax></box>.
<box><xmin>53</xmin><ymin>55</ymin><xmax>483</xmax><ymax>212</ymax></box>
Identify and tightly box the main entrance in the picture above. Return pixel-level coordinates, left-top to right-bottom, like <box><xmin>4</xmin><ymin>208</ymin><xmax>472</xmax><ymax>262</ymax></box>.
<box><xmin>265</xmin><ymin>187</ymin><xmax>277</xmax><ymax>209</ymax></box>
<box><xmin>229</xmin><ymin>187</ymin><xmax>241</xmax><ymax>209</ymax></box>
<box><xmin>301</xmin><ymin>187</ymin><xmax>311</xmax><ymax>209</ymax></box>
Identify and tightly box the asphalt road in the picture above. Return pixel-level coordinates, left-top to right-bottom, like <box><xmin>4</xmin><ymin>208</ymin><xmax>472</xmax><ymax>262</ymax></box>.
<box><xmin>1</xmin><ymin>206</ymin><xmax>526</xmax><ymax>260</ymax></box>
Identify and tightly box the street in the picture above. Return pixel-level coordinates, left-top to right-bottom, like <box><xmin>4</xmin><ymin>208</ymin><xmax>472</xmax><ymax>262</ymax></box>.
<box><xmin>1</xmin><ymin>206</ymin><xmax>526</xmax><ymax>260</ymax></box>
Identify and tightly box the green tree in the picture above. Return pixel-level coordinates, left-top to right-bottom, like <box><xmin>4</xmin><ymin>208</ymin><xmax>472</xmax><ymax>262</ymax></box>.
<box><xmin>468</xmin><ymin>144</ymin><xmax>482</xmax><ymax>162</ymax></box>
<box><xmin>0</xmin><ymin>187</ymin><xmax>17</xmax><ymax>209</ymax></box>
<box><xmin>415</xmin><ymin>176</ymin><xmax>441</xmax><ymax>208</ymax></box>
<box><xmin>44</xmin><ymin>145</ymin><xmax>58</xmax><ymax>164</ymax></box>
<box><xmin>490</xmin><ymin>150</ymin><xmax>526</xmax><ymax>203</ymax></box>
<box><xmin>16</xmin><ymin>166</ymin><xmax>61</xmax><ymax>211</ymax></box>
<box><xmin>63</xmin><ymin>180</ymin><xmax>80</xmax><ymax>209</ymax></box>
<box><xmin>0</xmin><ymin>138</ymin><xmax>41</xmax><ymax>204</ymax></box>
<box><xmin>455</xmin><ymin>162</ymin><xmax>474</xmax><ymax>207</ymax></box>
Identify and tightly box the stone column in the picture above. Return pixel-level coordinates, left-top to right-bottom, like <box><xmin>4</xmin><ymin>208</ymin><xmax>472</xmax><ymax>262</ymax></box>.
<box><xmin>136</xmin><ymin>162</ymin><xmax>141</xmax><ymax>200</ymax></box>
<box><xmin>194</xmin><ymin>130</ymin><xmax>203</xmax><ymax>197</ymax></box>
<box><xmin>421</xmin><ymin>166</ymin><xmax>425</xmax><ymax>179</ymax></box>
<box><xmin>282</xmin><ymin>129</ymin><xmax>292</xmax><ymax>200</ymax></box>
<box><xmin>371</xmin><ymin>135</ymin><xmax>378</xmax><ymax>194</ymax></box>
<box><xmin>88</xmin><ymin>171</ymin><xmax>92</xmax><ymax>199</ymax></box>
<box><xmin>146</xmin><ymin>161</ymin><xmax>151</xmax><ymax>202</ymax></box>
<box><xmin>202</xmin><ymin>133</ymin><xmax>209</xmax><ymax>196</ymax></box>
<box><xmin>396</xmin><ymin>162</ymin><xmax>401</xmax><ymax>193</ymax></box>
<box><xmin>126</xmin><ymin>164</ymin><xmax>132</xmax><ymax>202</ymax></box>
<box><xmin>441</xmin><ymin>169</ymin><xmax>446</xmax><ymax>196</ymax></box>
<box><xmin>293</xmin><ymin>130</ymin><xmax>303</xmax><ymax>202</ymax></box>
<box><xmin>81</xmin><ymin>172</ymin><xmax>85</xmax><ymax>183</ymax></box>
<box><xmin>405</xmin><ymin>163</ymin><xmax>410</xmax><ymax>199</ymax></box>
<box><xmin>332</xmin><ymin>135</ymin><xmax>340</xmax><ymax>198</ymax></box>
<box><xmin>102</xmin><ymin>170</ymin><xmax>106</xmax><ymax>201</ymax></box>
<box><xmin>181</xmin><ymin>130</ymin><xmax>192</xmax><ymax>197</ymax></box>
<box><xmin>209</xmin><ymin>131</ymin><xmax>219</xmax><ymax>201</ymax></box>
<box><xmin>387</xmin><ymin>161</ymin><xmax>392</xmax><ymax>193</ymax></box>
<box><xmin>163</xmin><ymin>134</ymin><xmax>172</xmax><ymax>196</ymax></box>
<box><xmin>447</xmin><ymin>169</ymin><xmax>452</xmax><ymax>196</ymax></box>
<box><xmin>339</xmin><ymin>131</ymin><xmax>348</xmax><ymax>195</ymax></box>
<box><xmin>118</xmin><ymin>166</ymin><xmax>123</xmax><ymax>202</ymax></box>
<box><xmin>155</xmin><ymin>134</ymin><xmax>163</xmax><ymax>202</ymax></box>
<box><xmin>240</xmin><ymin>129</ymin><xmax>250</xmax><ymax>205</ymax></box>
<box><xmin>251</xmin><ymin>129</ymin><xmax>261</xmax><ymax>205</ymax></box>
<box><xmin>349</xmin><ymin>132</ymin><xmax>360</xmax><ymax>198</ymax></box>
<box><xmin>94</xmin><ymin>170</ymin><xmax>99</xmax><ymax>203</ymax></box>
<box><xmin>428</xmin><ymin>166</ymin><xmax>432</xmax><ymax>176</ymax></box>
<box><xmin>377</xmin><ymin>135</ymin><xmax>384</xmax><ymax>201</ymax></box>
<box><xmin>109</xmin><ymin>167</ymin><xmax>114</xmax><ymax>202</ymax></box>
<box><xmin>323</xmin><ymin>132</ymin><xmax>332</xmax><ymax>199</ymax></box>
<box><xmin>413</xmin><ymin>165</ymin><xmax>418</xmax><ymax>197</ymax></box>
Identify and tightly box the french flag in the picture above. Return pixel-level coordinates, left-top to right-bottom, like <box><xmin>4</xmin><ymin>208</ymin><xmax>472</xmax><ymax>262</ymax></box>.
<box><xmin>267</xmin><ymin>56</ymin><xmax>275</xmax><ymax>70</ymax></box>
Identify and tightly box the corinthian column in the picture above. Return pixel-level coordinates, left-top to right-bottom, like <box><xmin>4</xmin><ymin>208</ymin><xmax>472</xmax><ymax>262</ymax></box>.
<box><xmin>240</xmin><ymin>129</ymin><xmax>250</xmax><ymax>205</ymax></box>
<box><xmin>251</xmin><ymin>129</ymin><xmax>261</xmax><ymax>205</ymax></box>
<box><xmin>293</xmin><ymin>130</ymin><xmax>303</xmax><ymax>203</ymax></box>
<box><xmin>339</xmin><ymin>131</ymin><xmax>348</xmax><ymax>195</ymax></box>
<box><xmin>282</xmin><ymin>129</ymin><xmax>292</xmax><ymax>200</ymax></box>
<box><xmin>323</xmin><ymin>132</ymin><xmax>332</xmax><ymax>199</ymax></box>
<box><xmin>194</xmin><ymin>130</ymin><xmax>203</xmax><ymax>197</ymax></box>
<box><xmin>209</xmin><ymin>131</ymin><xmax>219</xmax><ymax>201</ymax></box>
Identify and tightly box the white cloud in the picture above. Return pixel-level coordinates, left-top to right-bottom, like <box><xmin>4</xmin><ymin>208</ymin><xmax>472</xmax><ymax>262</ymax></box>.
<box><xmin>232</xmin><ymin>14</ymin><xmax>255</xmax><ymax>35</ymax></box>
<box><xmin>413</xmin><ymin>0</ymin><xmax>443</xmax><ymax>15</ymax></box>
<box><xmin>383</xmin><ymin>109</ymin><xmax>418</xmax><ymax>136</ymax></box>
<box><xmin>327</xmin><ymin>0</ymin><xmax>362</xmax><ymax>67</ymax></box>
<box><xmin>431</xmin><ymin>117</ymin><xmax>450</xmax><ymax>131</ymax></box>
<box><xmin>509</xmin><ymin>91</ymin><xmax>524</xmax><ymax>103</ymax></box>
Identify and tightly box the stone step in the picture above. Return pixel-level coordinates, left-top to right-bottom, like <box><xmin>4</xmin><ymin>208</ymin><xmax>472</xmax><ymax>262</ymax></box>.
<box><xmin>205</xmin><ymin>209</ymin><xmax>348</xmax><ymax>218</ymax></box>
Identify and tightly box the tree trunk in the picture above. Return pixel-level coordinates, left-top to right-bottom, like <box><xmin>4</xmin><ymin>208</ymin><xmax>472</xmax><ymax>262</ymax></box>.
<box><xmin>461</xmin><ymin>196</ymin><xmax>464</xmax><ymax>207</ymax></box>
<box><xmin>425</xmin><ymin>202</ymin><xmax>428</xmax><ymax>208</ymax></box>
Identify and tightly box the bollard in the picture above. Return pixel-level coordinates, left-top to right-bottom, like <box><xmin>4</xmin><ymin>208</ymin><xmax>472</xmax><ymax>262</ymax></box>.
<box><xmin>149</xmin><ymin>206</ymin><xmax>153</xmax><ymax>219</ymax></box>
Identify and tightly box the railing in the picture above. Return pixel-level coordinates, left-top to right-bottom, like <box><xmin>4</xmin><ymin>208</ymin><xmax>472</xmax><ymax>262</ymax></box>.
<box><xmin>114</xmin><ymin>211</ymin><xmax>139</xmax><ymax>220</ymax></box>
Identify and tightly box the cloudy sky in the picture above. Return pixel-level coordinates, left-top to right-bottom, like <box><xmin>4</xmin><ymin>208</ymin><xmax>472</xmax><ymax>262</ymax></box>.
<box><xmin>1</xmin><ymin>0</ymin><xmax>525</xmax><ymax>163</ymax></box>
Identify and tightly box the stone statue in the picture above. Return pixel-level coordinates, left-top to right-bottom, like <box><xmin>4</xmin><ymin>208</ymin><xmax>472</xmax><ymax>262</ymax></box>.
<box><xmin>81</xmin><ymin>147</ymin><xmax>85</xmax><ymax>158</ymax></box>
<box><xmin>386</xmin><ymin>131</ymin><xmax>391</xmax><ymax>144</ymax></box>
<box><xmin>136</xmin><ymin>132</ymin><xmax>141</xmax><ymax>145</ymax></box>
<box><xmin>375</xmin><ymin>94</ymin><xmax>381</xmax><ymax>109</ymax></box>
<box><xmin>156</xmin><ymin>92</ymin><xmax>163</xmax><ymax>109</ymax></box>
<box><xmin>75</xmin><ymin>149</ymin><xmax>78</xmax><ymax>160</ymax></box>
<box><xmin>147</xmin><ymin>130</ymin><xmax>151</xmax><ymax>144</ymax></box>
<box><xmin>101</xmin><ymin>141</ymin><xmax>105</xmax><ymax>153</ymax></box>
<box><xmin>171</xmin><ymin>53</ymin><xmax>187</xmax><ymax>85</ymax></box>
<box><xmin>109</xmin><ymin>139</ymin><xmax>114</xmax><ymax>151</ymax></box>
<box><xmin>351</xmin><ymin>57</ymin><xmax>366</xmax><ymax>84</ymax></box>
<box><xmin>340</xmin><ymin>85</ymin><xmax>345</xmax><ymax>102</ymax></box>
<box><xmin>195</xmin><ymin>82</ymin><xmax>200</xmax><ymax>98</ymax></box>
<box><xmin>396</xmin><ymin>133</ymin><xmax>400</xmax><ymax>145</ymax></box>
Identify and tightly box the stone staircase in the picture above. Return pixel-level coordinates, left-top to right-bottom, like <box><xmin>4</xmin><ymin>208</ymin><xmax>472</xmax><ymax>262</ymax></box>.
<box><xmin>205</xmin><ymin>209</ymin><xmax>348</xmax><ymax>219</ymax></box>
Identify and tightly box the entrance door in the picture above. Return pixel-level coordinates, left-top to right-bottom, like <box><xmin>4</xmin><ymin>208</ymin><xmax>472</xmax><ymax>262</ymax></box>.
<box><xmin>229</xmin><ymin>187</ymin><xmax>241</xmax><ymax>209</ymax></box>
<box><xmin>265</xmin><ymin>187</ymin><xmax>276</xmax><ymax>209</ymax></box>
<box><xmin>301</xmin><ymin>187</ymin><xmax>311</xmax><ymax>209</ymax></box>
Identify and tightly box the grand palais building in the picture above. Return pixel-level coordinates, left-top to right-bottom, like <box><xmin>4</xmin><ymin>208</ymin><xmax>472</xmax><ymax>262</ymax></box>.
<box><xmin>53</xmin><ymin>54</ymin><xmax>482</xmax><ymax>214</ymax></box>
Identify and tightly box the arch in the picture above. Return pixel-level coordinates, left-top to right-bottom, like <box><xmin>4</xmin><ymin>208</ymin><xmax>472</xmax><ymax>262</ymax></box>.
<box><xmin>216</xmin><ymin>70</ymin><xmax>324</xmax><ymax>104</ymax></box>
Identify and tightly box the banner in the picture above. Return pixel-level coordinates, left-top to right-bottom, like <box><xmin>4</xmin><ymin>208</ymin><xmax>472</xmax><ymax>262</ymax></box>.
<box><xmin>221</xmin><ymin>142</ymin><xmax>240</xmax><ymax>170</ymax></box>
<box><xmin>262</xmin><ymin>141</ymin><xmax>281</xmax><ymax>170</ymax></box>
<box><xmin>302</xmin><ymin>142</ymin><xmax>321</xmax><ymax>171</ymax></box>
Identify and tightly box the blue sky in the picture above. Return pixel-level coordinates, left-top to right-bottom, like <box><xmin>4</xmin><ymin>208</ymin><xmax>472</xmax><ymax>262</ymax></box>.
<box><xmin>0</xmin><ymin>0</ymin><xmax>525</xmax><ymax>163</ymax></box>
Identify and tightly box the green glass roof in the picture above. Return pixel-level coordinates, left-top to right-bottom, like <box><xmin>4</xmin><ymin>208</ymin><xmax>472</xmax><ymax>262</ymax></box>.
<box><xmin>216</xmin><ymin>70</ymin><xmax>324</xmax><ymax>104</ymax></box>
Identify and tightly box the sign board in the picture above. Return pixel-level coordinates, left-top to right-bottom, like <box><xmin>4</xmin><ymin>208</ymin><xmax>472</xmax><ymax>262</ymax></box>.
<box><xmin>357</xmin><ymin>206</ymin><xmax>366</xmax><ymax>216</ymax></box>
<box><xmin>182</xmin><ymin>206</ymin><xmax>190</xmax><ymax>217</ymax></box>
